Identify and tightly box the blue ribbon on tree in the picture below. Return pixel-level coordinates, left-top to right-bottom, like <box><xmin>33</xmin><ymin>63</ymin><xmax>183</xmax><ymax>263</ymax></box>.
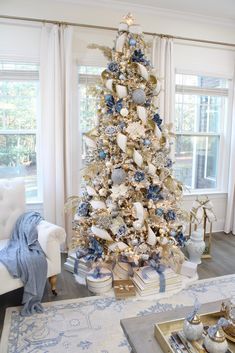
<box><xmin>142</xmin><ymin>258</ymin><xmax>166</xmax><ymax>293</ymax></box>
<box><xmin>74</xmin><ymin>237</ymin><xmax>103</xmax><ymax>274</ymax></box>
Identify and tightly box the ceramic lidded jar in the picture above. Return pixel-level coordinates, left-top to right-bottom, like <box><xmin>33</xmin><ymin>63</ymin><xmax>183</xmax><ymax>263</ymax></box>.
<box><xmin>185</xmin><ymin>230</ymin><xmax>205</xmax><ymax>264</ymax></box>
<box><xmin>183</xmin><ymin>313</ymin><xmax>203</xmax><ymax>341</ymax></box>
<box><xmin>204</xmin><ymin>328</ymin><xmax>228</xmax><ymax>353</ymax></box>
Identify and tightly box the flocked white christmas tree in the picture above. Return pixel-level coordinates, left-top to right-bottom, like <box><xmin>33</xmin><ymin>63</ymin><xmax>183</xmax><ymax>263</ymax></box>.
<box><xmin>70</xmin><ymin>14</ymin><xmax>188</xmax><ymax>272</ymax></box>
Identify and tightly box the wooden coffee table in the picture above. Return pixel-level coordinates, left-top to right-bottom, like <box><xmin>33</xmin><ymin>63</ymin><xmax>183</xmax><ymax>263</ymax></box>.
<box><xmin>120</xmin><ymin>300</ymin><xmax>225</xmax><ymax>353</ymax></box>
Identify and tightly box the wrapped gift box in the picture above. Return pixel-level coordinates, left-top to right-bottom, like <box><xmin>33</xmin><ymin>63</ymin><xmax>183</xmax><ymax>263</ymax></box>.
<box><xmin>86</xmin><ymin>267</ymin><xmax>113</xmax><ymax>294</ymax></box>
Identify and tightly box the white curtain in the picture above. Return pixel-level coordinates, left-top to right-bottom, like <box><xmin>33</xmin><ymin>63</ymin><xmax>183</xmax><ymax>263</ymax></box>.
<box><xmin>151</xmin><ymin>36</ymin><xmax>175</xmax><ymax>125</ymax></box>
<box><xmin>40</xmin><ymin>24</ymin><xmax>79</xmax><ymax>248</ymax></box>
<box><xmin>224</xmin><ymin>67</ymin><xmax>235</xmax><ymax>235</ymax></box>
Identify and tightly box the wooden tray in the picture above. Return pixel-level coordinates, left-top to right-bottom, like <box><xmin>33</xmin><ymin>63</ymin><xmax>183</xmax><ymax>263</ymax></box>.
<box><xmin>154</xmin><ymin>311</ymin><xmax>235</xmax><ymax>353</ymax></box>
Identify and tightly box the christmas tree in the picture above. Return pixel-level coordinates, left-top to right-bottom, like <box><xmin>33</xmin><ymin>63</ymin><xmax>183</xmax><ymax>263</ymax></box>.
<box><xmin>71</xmin><ymin>14</ymin><xmax>187</xmax><ymax>271</ymax></box>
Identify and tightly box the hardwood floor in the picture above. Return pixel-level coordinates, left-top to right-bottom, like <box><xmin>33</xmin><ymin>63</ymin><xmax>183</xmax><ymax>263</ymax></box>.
<box><xmin>0</xmin><ymin>232</ymin><xmax>234</xmax><ymax>338</ymax></box>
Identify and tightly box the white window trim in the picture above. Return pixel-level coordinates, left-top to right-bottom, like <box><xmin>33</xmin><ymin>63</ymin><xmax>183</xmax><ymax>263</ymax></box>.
<box><xmin>0</xmin><ymin>66</ymin><xmax>42</xmax><ymax>203</ymax></box>
<box><xmin>175</xmin><ymin>70</ymin><xmax>232</xmax><ymax>194</ymax></box>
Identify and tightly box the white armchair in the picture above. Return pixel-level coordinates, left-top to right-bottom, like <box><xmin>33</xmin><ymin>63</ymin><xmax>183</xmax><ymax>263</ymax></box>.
<box><xmin>0</xmin><ymin>180</ymin><xmax>66</xmax><ymax>296</ymax></box>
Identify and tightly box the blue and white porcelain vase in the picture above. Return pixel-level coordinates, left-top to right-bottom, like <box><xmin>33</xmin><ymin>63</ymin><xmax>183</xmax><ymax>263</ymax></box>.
<box><xmin>186</xmin><ymin>230</ymin><xmax>205</xmax><ymax>264</ymax></box>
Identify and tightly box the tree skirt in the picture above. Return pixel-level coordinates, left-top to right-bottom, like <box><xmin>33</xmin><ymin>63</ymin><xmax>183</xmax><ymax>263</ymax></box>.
<box><xmin>1</xmin><ymin>274</ymin><xmax>235</xmax><ymax>353</ymax></box>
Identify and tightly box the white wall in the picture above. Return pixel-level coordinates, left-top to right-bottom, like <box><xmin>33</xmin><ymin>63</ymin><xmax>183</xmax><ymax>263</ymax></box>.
<box><xmin>1</xmin><ymin>0</ymin><xmax>235</xmax><ymax>233</ymax></box>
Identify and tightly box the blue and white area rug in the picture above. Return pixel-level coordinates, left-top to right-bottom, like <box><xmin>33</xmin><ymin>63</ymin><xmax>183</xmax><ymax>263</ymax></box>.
<box><xmin>1</xmin><ymin>274</ymin><xmax>235</xmax><ymax>353</ymax></box>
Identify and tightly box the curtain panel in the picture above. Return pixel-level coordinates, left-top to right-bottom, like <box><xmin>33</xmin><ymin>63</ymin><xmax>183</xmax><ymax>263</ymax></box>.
<box><xmin>40</xmin><ymin>24</ymin><xmax>79</xmax><ymax>249</ymax></box>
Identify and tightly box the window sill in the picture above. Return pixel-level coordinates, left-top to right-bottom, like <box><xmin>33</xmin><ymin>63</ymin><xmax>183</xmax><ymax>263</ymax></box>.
<box><xmin>183</xmin><ymin>190</ymin><xmax>227</xmax><ymax>200</ymax></box>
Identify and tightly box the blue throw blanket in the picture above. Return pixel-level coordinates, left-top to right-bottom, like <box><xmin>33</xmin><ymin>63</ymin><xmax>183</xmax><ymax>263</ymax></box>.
<box><xmin>0</xmin><ymin>211</ymin><xmax>48</xmax><ymax>316</ymax></box>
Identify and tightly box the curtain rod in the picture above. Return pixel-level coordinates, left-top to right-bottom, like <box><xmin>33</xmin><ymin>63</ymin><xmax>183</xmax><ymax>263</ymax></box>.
<box><xmin>1</xmin><ymin>14</ymin><xmax>235</xmax><ymax>49</ymax></box>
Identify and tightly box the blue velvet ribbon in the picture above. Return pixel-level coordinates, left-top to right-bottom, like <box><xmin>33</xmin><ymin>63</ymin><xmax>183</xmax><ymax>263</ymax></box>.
<box><xmin>88</xmin><ymin>266</ymin><xmax>112</xmax><ymax>280</ymax></box>
<box><xmin>142</xmin><ymin>259</ymin><xmax>166</xmax><ymax>293</ymax></box>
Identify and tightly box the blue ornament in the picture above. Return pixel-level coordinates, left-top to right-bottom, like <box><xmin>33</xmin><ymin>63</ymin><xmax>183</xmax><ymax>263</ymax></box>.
<box><xmin>99</xmin><ymin>150</ymin><xmax>106</xmax><ymax>159</ymax></box>
<box><xmin>104</xmin><ymin>95</ymin><xmax>123</xmax><ymax>115</ymax></box>
<box><xmin>155</xmin><ymin>208</ymin><xmax>164</xmax><ymax>217</ymax></box>
<box><xmin>108</xmin><ymin>61</ymin><xmax>119</xmax><ymax>72</ymax></box>
<box><xmin>134</xmin><ymin>171</ymin><xmax>145</xmax><ymax>182</ymax></box>
<box><xmin>165</xmin><ymin>158</ymin><xmax>173</xmax><ymax>168</ymax></box>
<box><xmin>143</xmin><ymin>139</ymin><xmax>151</xmax><ymax>146</ymax></box>
<box><xmin>147</xmin><ymin>185</ymin><xmax>163</xmax><ymax>201</ymax></box>
<box><xmin>153</xmin><ymin>113</ymin><xmax>163</xmax><ymax>130</ymax></box>
<box><xmin>105</xmin><ymin>94</ymin><xmax>115</xmax><ymax>108</ymax></box>
<box><xmin>77</xmin><ymin>202</ymin><xmax>90</xmax><ymax>217</ymax></box>
<box><xmin>165</xmin><ymin>210</ymin><xmax>176</xmax><ymax>221</ymax></box>
<box><xmin>175</xmin><ymin>231</ymin><xmax>186</xmax><ymax>247</ymax></box>
<box><xmin>129</xmin><ymin>38</ymin><xmax>136</xmax><ymax>46</ymax></box>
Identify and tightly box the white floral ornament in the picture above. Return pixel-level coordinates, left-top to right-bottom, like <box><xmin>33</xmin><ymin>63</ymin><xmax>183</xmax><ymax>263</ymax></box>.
<box><xmin>110</xmin><ymin>184</ymin><xmax>128</xmax><ymax>200</ymax></box>
<box><xmin>126</xmin><ymin>122</ymin><xmax>145</xmax><ymax>140</ymax></box>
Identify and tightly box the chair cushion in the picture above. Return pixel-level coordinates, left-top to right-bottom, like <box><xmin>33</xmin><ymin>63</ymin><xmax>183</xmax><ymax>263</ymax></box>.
<box><xmin>0</xmin><ymin>180</ymin><xmax>25</xmax><ymax>241</ymax></box>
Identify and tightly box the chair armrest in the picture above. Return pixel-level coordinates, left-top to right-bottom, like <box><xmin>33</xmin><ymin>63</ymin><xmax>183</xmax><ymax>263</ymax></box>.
<box><xmin>37</xmin><ymin>220</ymin><xmax>66</xmax><ymax>259</ymax></box>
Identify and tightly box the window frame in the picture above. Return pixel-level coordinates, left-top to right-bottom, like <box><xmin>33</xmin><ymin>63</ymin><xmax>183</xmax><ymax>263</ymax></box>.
<box><xmin>0</xmin><ymin>65</ymin><xmax>42</xmax><ymax>203</ymax></box>
<box><xmin>174</xmin><ymin>70</ymin><xmax>232</xmax><ymax>195</ymax></box>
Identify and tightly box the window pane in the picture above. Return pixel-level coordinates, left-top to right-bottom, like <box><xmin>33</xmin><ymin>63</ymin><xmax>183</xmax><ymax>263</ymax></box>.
<box><xmin>175</xmin><ymin>94</ymin><xmax>226</xmax><ymax>134</ymax></box>
<box><xmin>0</xmin><ymin>134</ymin><xmax>37</xmax><ymax>200</ymax></box>
<box><xmin>176</xmin><ymin>73</ymin><xmax>228</xmax><ymax>88</ymax></box>
<box><xmin>174</xmin><ymin>135</ymin><xmax>219</xmax><ymax>190</ymax></box>
<box><xmin>0</xmin><ymin>81</ymin><xmax>38</xmax><ymax>131</ymax></box>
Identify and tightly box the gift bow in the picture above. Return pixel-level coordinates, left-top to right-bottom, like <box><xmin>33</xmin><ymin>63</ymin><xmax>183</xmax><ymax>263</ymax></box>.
<box><xmin>74</xmin><ymin>237</ymin><xmax>103</xmax><ymax>274</ymax></box>
<box><xmin>88</xmin><ymin>266</ymin><xmax>112</xmax><ymax>280</ymax></box>
<box><xmin>191</xmin><ymin>197</ymin><xmax>217</xmax><ymax>223</ymax></box>
<box><xmin>142</xmin><ymin>259</ymin><xmax>166</xmax><ymax>293</ymax></box>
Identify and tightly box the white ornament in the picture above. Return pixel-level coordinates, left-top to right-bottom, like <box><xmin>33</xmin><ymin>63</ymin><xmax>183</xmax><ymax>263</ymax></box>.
<box><xmin>105</xmin><ymin>79</ymin><xmax>113</xmax><ymax>91</ymax></box>
<box><xmin>137</xmin><ymin>106</ymin><xmax>147</xmax><ymax>125</ymax></box>
<box><xmin>109</xmin><ymin>242</ymin><xmax>128</xmax><ymax>252</ymax></box>
<box><xmin>116</xmin><ymin>84</ymin><xmax>128</xmax><ymax>98</ymax></box>
<box><xmin>120</xmin><ymin>107</ymin><xmax>129</xmax><ymax>117</ymax></box>
<box><xmin>133</xmin><ymin>202</ymin><xmax>144</xmax><ymax>225</ymax></box>
<box><xmin>137</xmin><ymin>63</ymin><xmax>149</xmax><ymax>81</ymax></box>
<box><xmin>91</xmin><ymin>226</ymin><xmax>113</xmax><ymax>241</ymax></box>
<box><xmin>117</xmin><ymin>132</ymin><xmax>127</xmax><ymax>152</ymax></box>
<box><xmin>133</xmin><ymin>221</ymin><xmax>142</xmax><ymax>230</ymax></box>
<box><xmin>185</xmin><ymin>231</ymin><xmax>205</xmax><ymax>264</ymax></box>
<box><xmin>86</xmin><ymin>186</ymin><xmax>97</xmax><ymax>196</ymax></box>
<box><xmin>133</xmin><ymin>149</ymin><xmax>143</xmax><ymax>167</ymax></box>
<box><xmin>126</xmin><ymin>122</ymin><xmax>145</xmax><ymax>140</ymax></box>
<box><xmin>90</xmin><ymin>200</ymin><xmax>107</xmax><ymax>210</ymax></box>
<box><xmin>147</xmin><ymin>226</ymin><xmax>157</xmax><ymax>246</ymax></box>
<box><xmin>148</xmin><ymin>163</ymin><xmax>156</xmax><ymax>175</ymax></box>
<box><xmin>111</xmin><ymin>168</ymin><xmax>126</xmax><ymax>185</ymax></box>
<box><xmin>115</xmin><ymin>33</ymin><xmax>127</xmax><ymax>52</ymax></box>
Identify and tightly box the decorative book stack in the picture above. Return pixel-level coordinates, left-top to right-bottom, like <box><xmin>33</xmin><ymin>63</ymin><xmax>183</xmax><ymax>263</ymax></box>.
<box><xmin>64</xmin><ymin>252</ymin><xmax>92</xmax><ymax>278</ymax></box>
<box><xmin>132</xmin><ymin>266</ymin><xmax>183</xmax><ymax>296</ymax></box>
<box><xmin>86</xmin><ymin>267</ymin><xmax>113</xmax><ymax>294</ymax></box>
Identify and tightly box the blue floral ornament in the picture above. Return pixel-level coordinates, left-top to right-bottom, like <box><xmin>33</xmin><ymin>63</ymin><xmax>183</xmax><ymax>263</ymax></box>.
<box><xmin>134</xmin><ymin>171</ymin><xmax>145</xmax><ymax>182</ymax></box>
<box><xmin>165</xmin><ymin>158</ymin><xmax>173</xmax><ymax>168</ymax></box>
<box><xmin>147</xmin><ymin>185</ymin><xmax>163</xmax><ymax>201</ymax></box>
<box><xmin>129</xmin><ymin>38</ymin><xmax>136</xmax><ymax>46</ymax></box>
<box><xmin>117</xmin><ymin>224</ymin><xmax>127</xmax><ymax>238</ymax></box>
<box><xmin>119</xmin><ymin>121</ymin><xmax>126</xmax><ymax>130</ymax></box>
<box><xmin>165</xmin><ymin>210</ymin><xmax>176</xmax><ymax>221</ymax></box>
<box><xmin>131</xmin><ymin>49</ymin><xmax>146</xmax><ymax>63</ymax></box>
<box><xmin>108</xmin><ymin>61</ymin><xmax>119</xmax><ymax>72</ymax></box>
<box><xmin>105</xmin><ymin>125</ymin><xmax>117</xmax><ymax>136</ymax></box>
<box><xmin>99</xmin><ymin>150</ymin><xmax>107</xmax><ymax>159</ymax></box>
<box><xmin>77</xmin><ymin>202</ymin><xmax>90</xmax><ymax>217</ymax></box>
<box><xmin>153</xmin><ymin>113</ymin><xmax>163</xmax><ymax>130</ymax></box>
<box><xmin>155</xmin><ymin>208</ymin><xmax>164</xmax><ymax>217</ymax></box>
<box><xmin>105</xmin><ymin>94</ymin><xmax>115</xmax><ymax>114</ymax></box>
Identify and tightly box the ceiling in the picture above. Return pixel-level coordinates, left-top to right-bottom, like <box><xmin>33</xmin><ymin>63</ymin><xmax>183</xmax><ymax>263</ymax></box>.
<box><xmin>56</xmin><ymin>0</ymin><xmax>235</xmax><ymax>22</ymax></box>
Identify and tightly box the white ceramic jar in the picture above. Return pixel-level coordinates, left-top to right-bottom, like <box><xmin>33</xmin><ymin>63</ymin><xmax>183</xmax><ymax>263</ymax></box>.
<box><xmin>185</xmin><ymin>230</ymin><xmax>205</xmax><ymax>264</ymax></box>
<box><xmin>204</xmin><ymin>332</ymin><xmax>228</xmax><ymax>353</ymax></box>
<box><xmin>183</xmin><ymin>314</ymin><xmax>203</xmax><ymax>341</ymax></box>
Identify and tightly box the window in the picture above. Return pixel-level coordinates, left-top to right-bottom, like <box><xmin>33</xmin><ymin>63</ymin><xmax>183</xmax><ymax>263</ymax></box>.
<box><xmin>174</xmin><ymin>73</ymin><xmax>229</xmax><ymax>191</ymax></box>
<box><xmin>78</xmin><ymin>66</ymin><xmax>104</xmax><ymax>164</ymax></box>
<box><xmin>0</xmin><ymin>62</ymin><xmax>40</xmax><ymax>202</ymax></box>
